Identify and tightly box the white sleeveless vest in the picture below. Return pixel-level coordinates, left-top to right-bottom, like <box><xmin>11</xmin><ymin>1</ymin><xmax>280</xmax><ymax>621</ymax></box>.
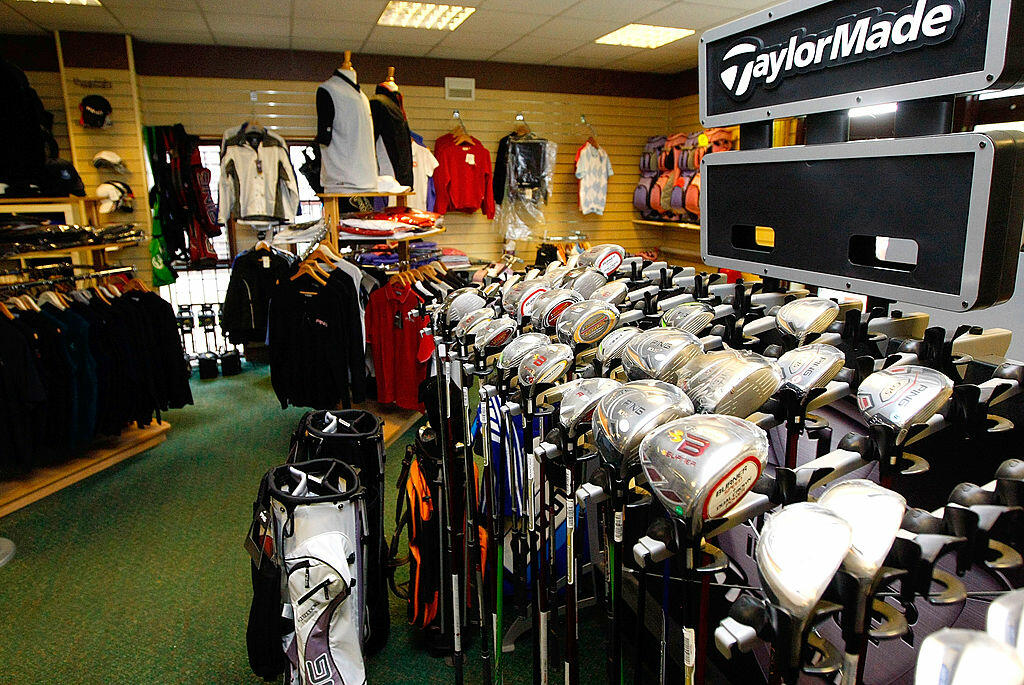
<box><xmin>318</xmin><ymin>70</ymin><xmax>378</xmax><ymax>193</ymax></box>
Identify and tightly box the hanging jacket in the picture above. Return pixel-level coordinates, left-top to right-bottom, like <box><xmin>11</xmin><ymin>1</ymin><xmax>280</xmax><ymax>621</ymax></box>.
<box><xmin>369</xmin><ymin>85</ymin><xmax>414</xmax><ymax>187</ymax></box>
<box><xmin>219</xmin><ymin>124</ymin><xmax>299</xmax><ymax>223</ymax></box>
<box><xmin>222</xmin><ymin>248</ymin><xmax>294</xmax><ymax>344</ymax></box>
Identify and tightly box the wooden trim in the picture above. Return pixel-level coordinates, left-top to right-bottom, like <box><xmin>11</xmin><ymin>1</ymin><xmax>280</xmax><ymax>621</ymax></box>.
<box><xmin>58</xmin><ymin>31</ymin><xmax>129</xmax><ymax>69</ymax></box>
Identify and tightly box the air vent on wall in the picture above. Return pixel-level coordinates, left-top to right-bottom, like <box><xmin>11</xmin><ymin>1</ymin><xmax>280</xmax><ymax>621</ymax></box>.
<box><xmin>445</xmin><ymin>77</ymin><xmax>475</xmax><ymax>101</ymax></box>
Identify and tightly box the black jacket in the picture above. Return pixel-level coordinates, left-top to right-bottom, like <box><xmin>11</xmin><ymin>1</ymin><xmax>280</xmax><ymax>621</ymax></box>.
<box><xmin>369</xmin><ymin>86</ymin><xmax>413</xmax><ymax>187</ymax></box>
<box><xmin>223</xmin><ymin>248</ymin><xmax>294</xmax><ymax>344</ymax></box>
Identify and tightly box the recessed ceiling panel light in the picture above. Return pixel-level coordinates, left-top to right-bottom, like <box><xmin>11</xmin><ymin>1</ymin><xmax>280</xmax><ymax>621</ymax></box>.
<box><xmin>595</xmin><ymin>23</ymin><xmax>694</xmax><ymax>49</ymax></box>
<box><xmin>377</xmin><ymin>2</ymin><xmax>476</xmax><ymax>31</ymax></box>
<box><xmin>16</xmin><ymin>0</ymin><xmax>103</xmax><ymax>5</ymax></box>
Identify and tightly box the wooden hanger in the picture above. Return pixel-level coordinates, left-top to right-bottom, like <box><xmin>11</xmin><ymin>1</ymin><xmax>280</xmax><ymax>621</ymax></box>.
<box><xmin>291</xmin><ymin>261</ymin><xmax>328</xmax><ymax>285</ymax></box>
<box><xmin>255</xmin><ymin>239</ymin><xmax>271</xmax><ymax>252</ymax></box>
<box><xmin>513</xmin><ymin>112</ymin><xmax>531</xmax><ymax>137</ymax></box>
<box><xmin>450</xmin><ymin>110</ymin><xmax>473</xmax><ymax>145</ymax></box>
<box><xmin>0</xmin><ymin>301</ymin><xmax>13</xmax><ymax>320</ymax></box>
<box><xmin>580</xmin><ymin>114</ymin><xmax>600</xmax><ymax>148</ymax></box>
<box><xmin>37</xmin><ymin>290</ymin><xmax>66</xmax><ymax>310</ymax></box>
<box><xmin>19</xmin><ymin>294</ymin><xmax>41</xmax><ymax>311</ymax></box>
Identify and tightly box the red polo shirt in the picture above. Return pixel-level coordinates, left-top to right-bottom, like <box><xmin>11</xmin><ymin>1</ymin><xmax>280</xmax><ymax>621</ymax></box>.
<box><xmin>365</xmin><ymin>282</ymin><xmax>427</xmax><ymax>411</ymax></box>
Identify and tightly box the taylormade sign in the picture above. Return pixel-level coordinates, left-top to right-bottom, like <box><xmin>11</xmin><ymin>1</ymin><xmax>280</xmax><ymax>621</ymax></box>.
<box><xmin>720</xmin><ymin>0</ymin><xmax>965</xmax><ymax>100</ymax></box>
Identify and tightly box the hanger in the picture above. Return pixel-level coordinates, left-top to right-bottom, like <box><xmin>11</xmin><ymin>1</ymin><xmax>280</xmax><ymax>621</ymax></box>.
<box><xmin>19</xmin><ymin>294</ymin><xmax>41</xmax><ymax>312</ymax></box>
<box><xmin>513</xmin><ymin>112</ymin><xmax>531</xmax><ymax>137</ymax></box>
<box><xmin>450</xmin><ymin>110</ymin><xmax>473</xmax><ymax>145</ymax></box>
<box><xmin>37</xmin><ymin>289</ymin><xmax>66</xmax><ymax>311</ymax></box>
<box><xmin>255</xmin><ymin>239</ymin><xmax>272</xmax><ymax>252</ymax></box>
<box><xmin>0</xmin><ymin>301</ymin><xmax>13</xmax><ymax>320</ymax></box>
<box><xmin>291</xmin><ymin>261</ymin><xmax>328</xmax><ymax>285</ymax></box>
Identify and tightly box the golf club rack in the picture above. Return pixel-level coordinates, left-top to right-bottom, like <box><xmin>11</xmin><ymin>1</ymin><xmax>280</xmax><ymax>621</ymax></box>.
<box><xmin>383</xmin><ymin>2</ymin><xmax>1024</xmax><ymax>684</ymax></box>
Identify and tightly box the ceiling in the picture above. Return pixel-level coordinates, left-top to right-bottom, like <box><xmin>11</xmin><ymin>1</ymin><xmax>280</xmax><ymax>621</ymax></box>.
<box><xmin>0</xmin><ymin>0</ymin><xmax>775</xmax><ymax>73</ymax></box>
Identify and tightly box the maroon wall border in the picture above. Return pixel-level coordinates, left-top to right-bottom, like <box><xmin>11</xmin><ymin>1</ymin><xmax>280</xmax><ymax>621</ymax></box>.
<box><xmin>0</xmin><ymin>34</ymin><xmax>58</xmax><ymax>72</ymax></box>
<box><xmin>60</xmin><ymin>31</ymin><xmax>129</xmax><ymax>69</ymax></box>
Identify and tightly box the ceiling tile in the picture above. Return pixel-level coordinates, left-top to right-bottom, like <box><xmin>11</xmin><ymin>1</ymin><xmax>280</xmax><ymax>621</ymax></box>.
<box><xmin>207</xmin><ymin>13</ymin><xmax>290</xmax><ymax>37</ymax></box>
<box><xmin>433</xmin><ymin>27</ymin><xmax>522</xmax><ymax>50</ymax></box>
<box><xmin>639</xmin><ymin>1</ymin><xmax>745</xmax><ymax>31</ymax></box>
<box><xmin>703</xmin><ymin>0</ymin><xmax>777</xmax><ymax>10</ymax></box>
<box><xmin>475</xmin><ymin>0</ymin><xmax>578</xmax><ymax>15</ymax></box>
<box><xmin>290</xmin><ymin>19</ymin><xmax>373</xmax><ymax>41</ymax></box>
<box><xmin>99</xmin><ymin>0</ymin><xmax>199</xmax><ymax>10</ymax></box>
<box><xmin>362</xmin><ymin>25</ymin><xmax>448</xmax><ymax>48</ymax></box>
<box><xmin>489</xmin><ymin>38</ymin><xmax>568</xmax><ymax>64</ymax></box>
<box><xmin>562</xmin><ymin>0</ymin><xmax>672</xmax><ymax>22</ymax></box>
<box><xmin>292</xmin><ymin>0</ymin><xmax>387</xmax><ymax>23</ymax></box>
<box><xmin>528</xmin><ymin>16</ymin><xmax>623</xmax><ymax>41</ymax></box>
<box><xmin>196</xmin><ymin>0</ymin><xmax>290</xmax><ymax>17</ymax></box>
<box><xmin>425</xmin><ymin>45</ymin><xmax>498</xmax><ymax>60</ymax></box>
<box><xmin>0</xmin><ymin>3</ymin><xmax>45</xmax><ymax>33</ymax></box>
<box><xmin>455</xmin><ymin>8</ymin><xmax>550</xmax><ymax>34</ymax></box>
<box><xmin>358</xmin><ymin>42</ymin><xmax>436</xmax><ymax>58</ymax></box>
<box><xmin>108</xmin><ymin>8</ymin><xmax>208</xmax><ymax>30</ymax></box>
<box><xmin>9</xmin><ymin>3</ymin><xmax>123</xmax><ymax>31</ymax></box>
<box><xmin>213</xmin><ymin>33</ymin><xmax>292</xmax><ymax>49</ymax></box>
<box><xmin>131</xmin><ymin>27</ymin><xmax>215</xmax><ymax>44</ymax></box>
<box><xmin>547</xmin><ymin>43</ymin><xmax>645</xmax><ymax>67</ymax></box>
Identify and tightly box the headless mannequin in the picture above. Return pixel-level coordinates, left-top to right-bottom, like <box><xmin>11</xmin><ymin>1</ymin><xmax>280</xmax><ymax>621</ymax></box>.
<box><xmin>316</xmin><ymin>49</ymin><xmax>379</xmax><ymax>192</ymax></box>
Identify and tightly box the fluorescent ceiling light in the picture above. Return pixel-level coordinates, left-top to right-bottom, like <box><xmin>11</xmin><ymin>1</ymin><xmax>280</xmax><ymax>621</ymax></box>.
<box><xmin>848</xmin><ymin>102</ymin><xmax>897</xmax><ymax>118</ymax></box>
<box><xmin>16</xmin><ymin>0</ymin><xmax>102</xmax><ymax>4</ymax></box>
<box><xmin>596</xmin><ymin>24</ymin><xmax>695</xmax><ymax>49</ymax></box>
<box><xmin>377</xmin><ymin>2</ymin><xmax>475</xmax><ymax>30</ymax></box>
<box><xmin>979</xmin><ymin>86</ymin><xmax>1024</xmax><ymax>100</ymax></box>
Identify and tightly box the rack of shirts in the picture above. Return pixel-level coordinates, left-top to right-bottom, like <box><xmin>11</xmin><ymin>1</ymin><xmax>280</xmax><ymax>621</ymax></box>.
<box><xmin>219</xmin><ymin>122</ymin><xmax>300</xmax><ymax>225</ymax></box>
<box><xmin>433</xmin><ymin>112</ymin><xmax>495</xmax><ymax>219</ymax></box>
<box><xmin>0</xmin><ymin>267</ymin><xmax>192</xmax><ymax>476</ymax></box>
<box><xmin>221</xmin><ymin>239</ymin><xmax>296</xmax><ymax>345</ymax></box>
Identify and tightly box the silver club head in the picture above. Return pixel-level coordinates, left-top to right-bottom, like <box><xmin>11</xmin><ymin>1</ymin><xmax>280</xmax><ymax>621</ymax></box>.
<box><xmin>474</xmin><ymin>316</ymin><xmax>518</xmax><ymax>351</ymax></box>
<box><xmin>502</xmin><ymin>279</ymin><xmax>550</xmax><ymax>319</ymax></box>
<box><xmin>622</xmin><ymin>329</ymin><xmax>704</xmax><ymax>382</ymax></box>
<box><xmin>530</xmin><ymin>288</ymin><xmax>584</xmax><ymax>329</ymax></box>
<box><xmin>593</xmin><ymin>380</ymin><xmax>694</xmax><ymax>473</ymax></box>
<box><xmin>563</xmin><ymin>266</ymin><xmax>609</xmax><ymax>298</ymax></box>
<box><xmin>775</xmin><ymin>297</ymin><xmax>840</xmax><ymax>344</ymax></box>
<box><xmin>818</xmin><ymin>479</ymin><xmax>907</xmax><ymax>581</ymax></box>
<box><xmin>777</xmin><ymin>343</ymin><xmax>846</xmax><ymax>397</ymax></box>
<box><xmin>542</xmin><ymin>264</ymin><xmax>572</xmax><ymax>286</ymax></box>
<box><xmin>552</xmin><ymin>377</ymin><xmax>623</xmax><ymax>435</ymax></box>
<box><xmin>454</xmin><ymin>307</ymin><xmax>495</xmax><ymax>341</ymax></box>
<box><xmin>518</xmin><ymin>342</ymin><xmax>574</xmax><ymax>387</ymax></box>
<box><xmin>596</xmin><ymin>326</ymin><xmax>642</xmax><ymax>367</ymax></box>
<box><xmin>555</xmin><ymin>300</ymin><xmax>620</xmax><ymax>347</ymax></box>
<box><xmin>591</xmin><ymin>279</ymin><xmax>632</xmax><ymax>306</ymax></box>
<box><xmin>441</xmin><ymin>287</ymin><xmax>487</xmax><ymax>330</ymax></box>
<box><xmin>756</xmin><ymin>502</ymin><xmax>852</xmax><ymax>620</ymax></box>
<box><xmin>856</xmin><ymin>365</ymin><xmax>954</xmax><ymax>443</ymax></box>
<box><xmin>681</xmin><ymin>350</ymin><xmax>783</xmax><ymax>418</ymax></box>
<box><xmin>661</xmin><ymin>301</ymin><xmax>718</xmax><ymax>335</ymax></box>
<box><xmin>639</xmin><ymin>414</ymin><xmax>768</xmax><ymax>539</ymax></box>
<box><xmin>497</xmin><ymin>332</ymin><xmax>550</xmax><ymax>371</ymax></box>
<box><xmin>915</xmin><ymin>629</ymin><xmax>1024</xmax><ymax>685</ymax></box>
<box><xmin>577</xmin><ymin>243</ymin><xmax>626</xmax><ymax>276</ymax></box>
<box><xmin>988</xmin><ymin>589</ymin><xmax>1024</xmax><ymax>659</ymax></box>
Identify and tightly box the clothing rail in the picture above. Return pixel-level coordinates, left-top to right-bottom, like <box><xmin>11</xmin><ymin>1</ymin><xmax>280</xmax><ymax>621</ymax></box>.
<box><xmin>0</xmin><ymin>265</ymin><xmax>135</xmax><ymax>292</ymax></box>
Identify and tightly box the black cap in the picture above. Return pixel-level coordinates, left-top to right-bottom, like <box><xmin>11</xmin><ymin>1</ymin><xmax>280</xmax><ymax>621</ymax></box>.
<box><xmin>79</xmin><ymin>94</ymin><xmax>112</xmax><ymax>128</ymax></box>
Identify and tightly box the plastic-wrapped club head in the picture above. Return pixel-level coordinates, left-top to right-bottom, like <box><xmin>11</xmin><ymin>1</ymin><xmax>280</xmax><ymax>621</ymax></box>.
<box><xmin>454</xmin><ymin>307</ymin><xmax>494</xmax><ymax>341</ymax></box>
<box><xmin>592</xmin><ymin>380</ymin><xmax>694</xmax><ymax>472</ymax></box>
<box><xmin>591</xmin><ymin>279</ymin><xmax>631</xmax><ymax>306</ymax></box>
<box><xmin>563</xmin><ymin>266</ymin><xmax>608</xmax><ymax>298</ymax></box>
<box><xmin>621</xmin><ymin>329</ymin><xmax>704</xmax><ymax>382</ymax></box>
<box><xmin>661</xmin><ymin>301</ymin><xmax>717</xmax><ymax>335</ymax></box>
<box><xmin>441</xmin><ymin>287</ymin><xmax>487</xmax><ymax>329</ymax></box>
<box><xmin>596</xmin><ymin>326</ymin><xmax>642</xmax><ymax>367</ymax></box>
<box><xmin>756</xmin><ymin>502</ymin><xmax>852</xmax><ymax>619</ymax></box>
<box><xmin>577</xmin><ymin>243</ymin><xmax>626</xmax><ymax>276</ymax></box>
<box><xmin>639</xmin><ymin>414</ymin><xmax>768</xmax><ymax>539</ymax></box>
<box><xmin>777</xmin><ymin>343</ymin><xmax>846</xmax><ymax>396</ymax></box>
<box><xmin>530</xmin><ymin>288</ymin><xmax>584</xmax><ymax>329</ymax></box>
<box><xmin>553</xmin><ymin>377</ymin><xmax>622</xmax><ymax>435</ymax></box>
<box><xmin>502</xmin><ymin>279</ymin><xmax>550</xmax><ymax>319</ymax></box>
<box><xmin>518</xmin><ymin>343</ymin><xmax>574</xmax><ymax>387</ymax></box>
<box><xmin>681</xmin><ymin>350</ymin><xmax>783</xmax><ymax>418</ymax></box>
<box><xmin>818</xmin><ymin>479</ymin><xmax>907</xmax><ymax>581</ymax></box>
<box><xmin>542</xmin><ymin>264</ymin><xmax>571</xmax><ymax>286</ymax></box>
<box><xmin>988</xmin><ymin>590</ymin><xmax>1024</xmax><ymax>658</ymax></box>
<box><xmin>915</xmin><ymin>629</ymin><xmax>1024</xmax><ymax>685</ymax></box>
<box><xmin>555</xmin><ymin>300</ymin><xmax>620</xmax><ymax>347</ymax></box>
<box><xmin>474</xmin><ymin>316</ymin><xmax>518</xmax><ymax>351</ymax></box>
<box><xmin>856</xmin><ymin>365</ymin><xmax>954</xmax><ymax>443</ymax></box>
<box><xmin>497</xmin><ymin>332</ymin><xmax>550</xmax><ymax>371</ymax></box>
<box><xmin>775</xmin><ymin>297</ymin><xmax>840</xmax><ymax>344</ymax></box>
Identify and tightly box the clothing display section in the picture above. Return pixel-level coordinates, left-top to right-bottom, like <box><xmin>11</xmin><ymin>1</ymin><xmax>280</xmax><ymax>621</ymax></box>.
<box><xmin>317</xmin><ymin>67</ymin><xmax>379</xmax><ymax>193</ymax></box>
<box><xmin>218</xmin><ymin>123</ymin><xmax>300</xmax><ymax>224</ymax></box>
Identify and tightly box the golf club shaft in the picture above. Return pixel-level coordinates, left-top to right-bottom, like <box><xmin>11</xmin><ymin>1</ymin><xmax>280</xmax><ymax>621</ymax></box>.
<box><xmin>660</xmin><ymin>560</ymin><xmax>670</xmax><ymax>685</ymax></box>
<box><xmin>463</xmin><ymin>384</ymin><xmax>492</xmax><ymax>685</ymax></box>
<box><xmin>439</xmin><ymin>349</ymin><xmax>465</xmax><ymax>684</ymax></box>
<box><xmin>565</xmin><ymin>451</ymin><xmax>579</xmax><ymax>685</ymax></box>
<box><xmin>524</xmin><ymin>394</ymin><xmax>544</xmax><ymax>685</ymax></box>
<box><xmin>482</xmin><ymin>387</ymin><xmax>505</xmax><ymax>685</ymax></box>
<box><xmin>634</xmin><ymin>550</ymin><xmax>647</xmax><ymax>685</ymax></box>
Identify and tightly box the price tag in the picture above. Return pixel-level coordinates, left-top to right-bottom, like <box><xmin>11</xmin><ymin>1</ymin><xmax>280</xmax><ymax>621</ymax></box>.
<box><xmin>261</xmin><ymin>256</ymin><xmax>271</xmax><ymax>269</ymax></box>
<box><xmin>465</xmin><ymin>153</ymin><xmax>475</xmax><ymax>165</ymax></box>
<box><xmin>683</xmin><ymin>628</ymin><xmax>696</xmax><ymax>668</ymax></box>
<box><xmin>613</xmin><ymin>510</ymin><xmax>623</xmax><ymax>543</ymax></box>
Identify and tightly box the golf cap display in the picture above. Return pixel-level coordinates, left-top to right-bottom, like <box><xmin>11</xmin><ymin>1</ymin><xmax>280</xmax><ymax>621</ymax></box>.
<box><xmin>96</xmin><ymin>181</ymin><xmax>135</xmax><ymax>214</ymax></box>
<box><xmin>92</xmin><ymin>151</ymin><xmax>128</xmax><ymax>174</ymax></box>
<box><xmin>79</xmin><ymin>94</ymin><xmax>112</xmax><ymax>128</ymax></box>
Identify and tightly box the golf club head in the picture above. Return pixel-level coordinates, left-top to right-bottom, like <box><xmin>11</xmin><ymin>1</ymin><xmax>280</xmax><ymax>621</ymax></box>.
<box><xmin>555</xmin><ymin>300</ymin><xmax>620</xmax><ymax>347</ymax></box>
<box><xmin>441</xmin><ymin>287</ymin><xmax>487</xmax><ymax>330</ymax></box>
<box><xmin>454</xmin><ymin>306</ymin><xmax>495</xmax><ymax>341</ymax></box>
<box><xmin>497</xmin><ymin>332</ymin><xmax>550</xmax><ymax>371</ymax></box>
<box><xmin>639</xmin><ymin>414</ymin><xmax>769</xmax><ymax>539</ymax></box>
<box><xmin>593</xmin><ymin>380</ymin><xmax>694</xmax><ymax>474</ymax></box>
<box><xmin>818</xmin><ymin>479</ymin><xmax>907</xmax><ymax>581</ymax></box>
<box><xmin>577</xmin><ymin>243</ymin><xmax>626</xmax><ymax>276</ymax></box>
<box><xmin>681</xmin><ymin>350</ymin><xmax>783</xmax><ymax>418</ymax></box>
<box><xmin>596</xmin><ymin>326</ymin><xmax>643</xmax><ymax>368</ymax></box>
<box><xmin>502</xmin><ymin>279</ymin><xmax>549</xmax><ymax>319</ymax></box>
<box><xmin>474</xmin><ymin>316</ymin><xmax>518</xmax><ymax>351</ymax></box>
<box><xmin>591</xmin><ymin>279</ymin><xmax>632</xmax><ymax>306</ymax></box>
<box><xmin>530</xmin><ymin>288</ymin><xmax>584</xmax><ymax>330</ymax></box>
<box><xmin>621</xmin><ymin>329</ymin><xmax>704</xmax><ymax>382</ymax></box>
<box><xmin>542</xmin><ymin>264</ymin><xmax>572</xmax><ymax>286</ymax></box>
<box><xmin>856</xmin><ymin>365</ymin><xmax>955</xmax><ymax>443</ymax></box>
<box><xmin>553</xmin><ymin>377</ymin><xmax>623</xmax><ymax>434</ymax></box>
<box><xmin>916</xmin><ymin>629</ymin><xmax>1024</xmax><ymax>684</ymax></box>
<box><xmin>662</xmin><ymin>301</ymin><xmax>718</xmax><ymax>335</ymax></box>
<box><xmin>756</xmin><ymin>502</ymin><xmax>852</xmax><ymax>620</ymax></box>
<box><xmin>775</xmin><ymin>297</ymin><xmax>840</xmax><ymax>344</ymax></box>
<box><xmin>563</xmin><ymin>266</ymin><xmax>609</xmax><ymax>298</ymax></box>
<box><xmin>776</xmin><ymin>343</ymin><xmax>846</xmax><ymax>397</ymax></box>
<box><xmin>518</xmin><ymin>342</ymin><xmax>574</xmax><ymax>387</ymax></box>
<box><xmin>988</xmin><ymin>590</ymin><xmax>1024</xmax><ymax>658</ymax></box>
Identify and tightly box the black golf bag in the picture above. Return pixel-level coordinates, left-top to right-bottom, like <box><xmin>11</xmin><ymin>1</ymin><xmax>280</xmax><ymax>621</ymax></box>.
<box><xmin>289</xmin><ymin>410</ymin><xmax>390</xmax><ymax>656</ymax></box>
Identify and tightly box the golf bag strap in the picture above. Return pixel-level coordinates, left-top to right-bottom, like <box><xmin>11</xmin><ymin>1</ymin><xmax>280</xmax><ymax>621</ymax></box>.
<box><xmin>386</xmin><ymin>445</ymin><xmax>416</xmax><ymax>599</ymax></box>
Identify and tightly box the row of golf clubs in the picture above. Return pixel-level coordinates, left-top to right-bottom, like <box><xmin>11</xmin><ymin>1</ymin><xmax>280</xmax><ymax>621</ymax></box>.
<box><xmin>422</xmin><ymin>243</ymin><xmax>1024</xmax><ymax>685</ymax></box>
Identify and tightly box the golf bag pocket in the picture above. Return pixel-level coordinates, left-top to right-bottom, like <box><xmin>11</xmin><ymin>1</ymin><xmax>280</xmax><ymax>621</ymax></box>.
<box><xmin>633</xmin><ymin>176</ymin><xmax>655</xmax><ymax>213</ymax></box>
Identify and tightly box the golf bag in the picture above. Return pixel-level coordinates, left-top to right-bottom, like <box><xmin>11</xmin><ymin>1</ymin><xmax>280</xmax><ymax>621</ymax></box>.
<box><xmin>289</xmin><ymin>410</ymin><xmax>390</xmax><ymax>655</ymax></box>
<box><xmin>245</xmin><ymin>458</ymin><xmax>366</xmax><ymax>685</ymax></box>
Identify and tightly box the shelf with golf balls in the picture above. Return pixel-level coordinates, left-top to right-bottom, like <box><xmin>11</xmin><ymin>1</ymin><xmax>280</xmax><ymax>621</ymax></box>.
<box><xmin>416</xmin><ymin>241</ymin><xmax>1024</xmax><ymax>685</ymax></box>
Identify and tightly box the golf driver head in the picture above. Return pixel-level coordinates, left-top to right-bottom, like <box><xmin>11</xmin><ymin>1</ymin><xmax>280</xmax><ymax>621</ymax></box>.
<box><xmin>592</xmin><ymin>380</ymin><xmax>694</xmax><ymax>474</ymax></box>
<box><xmin>542</xmin><ymin>264</ymin><xmax>572</xmax><ymax>286</ymax></box>
<box><xmin>553</xmin><ymin>377</ymin><xmax>623</xmax><ymax>434</ymax></box>
<box><xmin>621</xmin><ymin>329</ymin><xmax>704</xmax><ymax>382</ymax></box>
<box><xmin>474</xmin><ymin>316</ymin><xmax>518</xmax><ymax>351</ymax></box>
<box><xmin>988</xmin><ymin>589</ymin><xmax>1024</xmax><ymax>658</ymax></box>
<box><xmin>856</xmin><ymin>365</ymin><xmax>954</xmax><ymax>442</ymax></box>
<box><xmin>661</xmin><ymin>301</ymin><xmax>718</xmax><ymax>335</ymax></box>
<box><xmin>530</xmin><ymin>288</ymin><xmax>584</xmax><ymax>330</ymax></box>
<box><xmin>776</xmin><ymin>343</ymin><xmax>846</xmax><ymax>396</ymax></box>
<box><xmin>916</xmin><ymin>629</ymin><xmax>1024</xmax><ymax>685</ymax></box>
<box><xmin>596</xmin><ymin>326</ymin><xmax>643</xmax><ymax>369</ymax></box>
<box><xmin>756</xmin><ymin>502</ymin><xmax>852</xmax><ymax>620</ymax></box>
<box><xmin>555</xmin><ymin>300</ymin><xmax>620</xmax><ymax>347</ymax></box>
<box><xmin>818</xmin><ymin>479</ymin><xmax>907</xmax><ymax>581</ymax></box>
<box><xmin>591</xmin><ymin>279</ymin><xmax>632</xmax><ymax>306</ymax></box>
<box><xmin>454</xmin><ymin>306</ymin><xmax>495</xmax><ymax>341</ymax></box>
<box><xmin>502</xmin><ymin>279</ymin><xmax>549</xmax><ymax>319</ymax></box>
<box><xmin>563</xmin><ymin>266</ymin><xmax>608</xmax><ymax>298</ymax></box>
<box><xmin>440</xmin><ymin>287</ymin><xmax>487</xmax><ymax>331</ymax></box>
<box><xmin>775</xmin><ymin>297</ymin><xmax>840</xmax><ymax>344</ymax></box>
<box><xmin>497</xmin><ymin>332</ymin><xmax>550</xmax><ymax>371</ymax></box>
<box><xmin>639</xmin><ymin>414</ymin><xmax>768</xmax><ymax>538</ymax></box>
<box><xmin>518</xmin><ymin>342</ymin><xmax>574</xmax><ymax>387</ymax></box>
<box><xmin>577</xmin><ymin>243</ymin><xmax>626</xmax><ymax>276</ymax></box>
<box><xmin>680</xmin><ymin>349</ymin><xmax>783</xmax><ymax>418</ymax></box>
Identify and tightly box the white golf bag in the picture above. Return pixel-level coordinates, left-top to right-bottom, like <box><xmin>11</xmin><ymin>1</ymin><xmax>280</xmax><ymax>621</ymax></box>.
<box><xmin>268</xmin><ymin>459</ymin><xmax>367</xmax><ymax>685</ymax></box>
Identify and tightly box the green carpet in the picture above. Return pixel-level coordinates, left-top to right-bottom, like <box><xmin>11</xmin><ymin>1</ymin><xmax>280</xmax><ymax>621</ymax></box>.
<box><xmin>0</xmin><ymin>365</ymin><xmax>613</xmax><ymax>684</ymax></box>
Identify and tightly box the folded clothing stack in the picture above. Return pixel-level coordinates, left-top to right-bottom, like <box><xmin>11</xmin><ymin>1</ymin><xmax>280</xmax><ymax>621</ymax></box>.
<box><xmin>440</xmin><ymin>247</ymin><xmax>470</xmax><ymax>267</ymax></box>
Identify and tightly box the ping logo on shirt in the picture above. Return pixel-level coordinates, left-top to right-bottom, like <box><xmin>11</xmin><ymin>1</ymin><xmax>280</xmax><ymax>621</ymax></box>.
<box><xmin>718</xmin><ymin>0</ymin><xmax>963</xmax><ymax>100</ymax></box>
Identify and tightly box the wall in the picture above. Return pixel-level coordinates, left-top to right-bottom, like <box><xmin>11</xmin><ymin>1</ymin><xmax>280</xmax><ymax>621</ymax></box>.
<box><xmin>23</xmin><ymin>71</ymin><xmax>70</xmax><ymax>162</ymax></box>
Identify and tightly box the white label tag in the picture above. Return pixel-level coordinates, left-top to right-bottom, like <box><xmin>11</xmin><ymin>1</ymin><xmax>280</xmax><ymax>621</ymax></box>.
<box><xmin>683</xmin><ymin>627</ymin><xmax>696</xmax><ymax>668</ymax></box>
<box><xmin>613</xmin><ymin>510</ymin><xmax>623</xmax><ymax>543</ymax></box>
<box><xmin>261</xmin><ymin>256</ymin><xmax>271</xmax><ymax>268</ymax></box>
<box><xmin>465</xmin><ymin>153</ymin><xmax>475</xmax><ymax>165</ymax></box>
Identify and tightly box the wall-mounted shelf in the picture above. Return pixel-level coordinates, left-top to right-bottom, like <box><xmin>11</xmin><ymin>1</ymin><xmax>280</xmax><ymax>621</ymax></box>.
<box><xmin>632</xmin><ymin>218</ymin><xmax>701</xmax><ymax>230</ymax></box>
<box><xmin>320</xmin><ymin>190</ymin><xmax>425</xmax><ymax>264</ymax></box>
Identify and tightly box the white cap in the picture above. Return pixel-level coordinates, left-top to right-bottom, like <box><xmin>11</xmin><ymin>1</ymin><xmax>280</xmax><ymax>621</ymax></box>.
<box><xmin>92</xmin><ymin>150</ymin><xmax>128</xmax><ymax>174</ymax></box>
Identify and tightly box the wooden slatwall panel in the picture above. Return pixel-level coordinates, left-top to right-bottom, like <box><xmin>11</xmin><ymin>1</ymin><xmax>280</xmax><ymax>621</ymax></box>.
<box><xmin>137</xmin><ymin>74</ymin><xmax>672</xmax><ymax>261</ymax></box>
<box><xmin>59</xmin><ymin>66</ymin><xmax>152</xmax><ymax>278</ymax></box>
<box><xmin>669</xmin><ymin>94</ymin><xmax>701</xmax><ymax>133</ymax></box>
<box><xmin>24</xmin><ymin>71</ymin><xmax>70</xmax><ymax>162</ymax></box>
